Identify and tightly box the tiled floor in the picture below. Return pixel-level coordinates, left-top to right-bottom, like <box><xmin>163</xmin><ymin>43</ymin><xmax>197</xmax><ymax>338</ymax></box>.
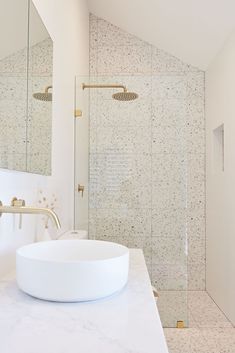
<box><xmin>164</xmin><ymin>291</ymin><xmax>235</xmax><ymax>353</ymax></box>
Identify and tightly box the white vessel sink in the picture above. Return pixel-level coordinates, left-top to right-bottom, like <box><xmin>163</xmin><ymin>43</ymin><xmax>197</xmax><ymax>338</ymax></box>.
<box><xmin>16</xmin><ymin>239</ymin><xmax>129</xmax><ymax>302</ymax></box>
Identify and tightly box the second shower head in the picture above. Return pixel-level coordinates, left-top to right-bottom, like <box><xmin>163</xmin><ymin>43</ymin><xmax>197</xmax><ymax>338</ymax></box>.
<box><xmin>82</xmin><ymin>83</ymin><xmax>138</xmax><ymax>101</ymax></box>
<box><xmin>33</xmin><ymin>85</ymin><xmax>52</xmax><ymax>102</ymax></box>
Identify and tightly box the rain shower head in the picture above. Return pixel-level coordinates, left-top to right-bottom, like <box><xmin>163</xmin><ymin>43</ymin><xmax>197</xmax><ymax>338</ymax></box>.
<box><xmin>82</xmin><ymin>83</ymin><xmax>138</xmax><ymax>101</ymax></box>
<box><xmin>112</xmin><ymin>91</ymin><xmax>138</xmax><ymax>101</ymax></box>
<box><xmin>33</xmin><ymin>86</ymin><xmax>52</xmax><ymax>101</ymax></box>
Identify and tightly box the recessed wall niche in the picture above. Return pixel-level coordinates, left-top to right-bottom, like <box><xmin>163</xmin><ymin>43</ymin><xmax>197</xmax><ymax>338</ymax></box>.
<box><xmin>213</xmin><ymin>123</ymin><xmax>224</xmax><ymax>172</ymax></box>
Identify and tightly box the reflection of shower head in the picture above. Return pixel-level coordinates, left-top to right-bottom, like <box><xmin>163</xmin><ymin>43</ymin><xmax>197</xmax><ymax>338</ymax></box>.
<box><xmin>33</xmin><ymin>86</ymin><xmax>52</xmax><ymax>101</ymax></box>
<box><xmin>82</xmin><ymin>83</ymin><xmax>138</xmax><ymax>101</ymax></box>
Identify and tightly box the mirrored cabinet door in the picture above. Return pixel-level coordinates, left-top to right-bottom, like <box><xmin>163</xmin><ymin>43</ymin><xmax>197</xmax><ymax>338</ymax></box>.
<box><xmin>0</xmin><ymin>0</ymin><xmax>29</xmax><ymax>171</ymax></box>
<box><xmin>0</xmin><ymin>0</ymin><xmax>53</xmax><ymax>175</ymax></box>
<box><xmin>27</xmin><ymin>1</ymin><xmax>53</xmax><ymax>175</ymax></box>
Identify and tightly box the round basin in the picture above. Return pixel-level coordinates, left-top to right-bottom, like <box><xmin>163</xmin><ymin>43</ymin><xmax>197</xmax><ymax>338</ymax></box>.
<box><xmin>16</xmin><ymin>239</ymin><xmax>129</xmax><ymax>302</ymax></box>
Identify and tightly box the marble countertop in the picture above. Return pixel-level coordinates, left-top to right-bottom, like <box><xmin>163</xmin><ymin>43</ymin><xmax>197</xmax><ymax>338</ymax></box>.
<box><xmin>0</xmin><ymin>249</ymin><xmax>169</xmax><ymax>353</ymax></box>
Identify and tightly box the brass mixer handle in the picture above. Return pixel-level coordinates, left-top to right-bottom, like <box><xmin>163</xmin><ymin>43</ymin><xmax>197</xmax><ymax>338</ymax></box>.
<box><xmin>78</xmin><ymin>184</ymin><xmax>85</xmax><ymax>197</ymax></box>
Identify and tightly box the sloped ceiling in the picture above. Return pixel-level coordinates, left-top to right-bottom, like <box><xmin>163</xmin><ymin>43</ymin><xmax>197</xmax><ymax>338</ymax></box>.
<box><xmin>88</xmin><ymin>0</ymin><xmax>235</xmax><ymax>70</ymax></box>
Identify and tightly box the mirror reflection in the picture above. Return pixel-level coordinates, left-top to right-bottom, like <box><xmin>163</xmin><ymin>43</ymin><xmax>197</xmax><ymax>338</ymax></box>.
<box><xmin>0</xmin><ymin>0</ymin><xmax>53</xmax><ymax>175</ymax></box>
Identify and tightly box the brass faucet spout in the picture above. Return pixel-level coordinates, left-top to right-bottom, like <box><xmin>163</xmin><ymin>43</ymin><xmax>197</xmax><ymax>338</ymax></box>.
<box><xmin>0</xmin><ymin>199</ymin><xmax>61</xmax><ymax>229</ymax></box>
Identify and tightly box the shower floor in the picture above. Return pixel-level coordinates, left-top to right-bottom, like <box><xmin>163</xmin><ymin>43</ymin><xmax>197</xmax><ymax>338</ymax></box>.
<box><xmin>163</xmin><ymin>291</ymin><xmax>235</xmax><ymax>353</ymax></box>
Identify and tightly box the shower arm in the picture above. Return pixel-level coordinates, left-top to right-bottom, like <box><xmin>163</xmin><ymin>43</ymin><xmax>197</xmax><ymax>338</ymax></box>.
<box><xmin>82</xmin><ymin>83</ymin><xmax>127</xmax><ymax>92</ymax></box>
<box><xmin>45</xmin><ymin>85</ymin><xmax>52</xmax><ymax>93</ymax></box>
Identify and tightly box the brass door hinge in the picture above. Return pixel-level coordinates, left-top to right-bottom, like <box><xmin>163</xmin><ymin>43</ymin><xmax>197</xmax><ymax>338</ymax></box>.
<box><xmin>74</xmin><ymin>109</ymin><xmax>82</xmax><ymax>118</ymax></box>
<box><xmin>176</xmin><ymin>321</ymin><xmax>185</xmax><ymax>329</ymax></box>
<box><xmin>78</xmin><ymin>184</ymin><xmax>85</xmax><ymax>197</ymax></box>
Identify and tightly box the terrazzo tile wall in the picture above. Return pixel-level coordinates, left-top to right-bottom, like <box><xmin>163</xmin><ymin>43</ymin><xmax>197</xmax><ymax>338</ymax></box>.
<box><xmin>0</xmin><ymin>37</ymin><xmax>52</xmax><ymax>175</ymax></box>
<box><xmin>88</xmin><ymin>14</ymin><xmax>205</xmax><ymax>327</ymax></box>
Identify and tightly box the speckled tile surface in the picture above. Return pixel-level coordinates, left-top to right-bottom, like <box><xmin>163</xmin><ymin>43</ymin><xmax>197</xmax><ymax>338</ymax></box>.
<box><xmin>0</xmin><ymin>36</ymin><xmax>52</xmax><ymax>174</ymax></box>
<box><xmin>89</xmin><ymin>13</ymin><xmax>205</xmax><ymax>327</ymax></box>
<box><xmin>164</xmin><ymin>291</ymin><xmax>234</xmax><ymax>353</ymax></box>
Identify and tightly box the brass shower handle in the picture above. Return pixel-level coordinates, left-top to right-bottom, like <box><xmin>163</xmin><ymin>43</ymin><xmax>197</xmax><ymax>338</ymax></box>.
<box><xmin>78</xmin><ymin>184</ymin><xmax>85</xmax><ymax>197</ymax></box>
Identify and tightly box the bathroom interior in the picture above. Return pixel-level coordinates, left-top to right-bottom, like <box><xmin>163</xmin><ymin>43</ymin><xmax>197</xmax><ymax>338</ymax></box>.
<box><xmin>0</xmin><ymin>0</ymin><xmax>234</xmax><ymax>352</ymax></box>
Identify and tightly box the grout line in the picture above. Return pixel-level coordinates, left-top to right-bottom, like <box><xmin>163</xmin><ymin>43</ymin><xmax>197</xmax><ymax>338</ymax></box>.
<box><xmin>205</xmin><ymin>290</ymin><xmax>234</xmax><ymax>328</ymax></box>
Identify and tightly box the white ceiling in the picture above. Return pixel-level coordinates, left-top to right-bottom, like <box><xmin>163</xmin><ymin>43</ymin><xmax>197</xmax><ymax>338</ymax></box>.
<box><xmin>88</xmin><ymin>0</ymin><xmax>235</xmax><ymax>70</ymax></box>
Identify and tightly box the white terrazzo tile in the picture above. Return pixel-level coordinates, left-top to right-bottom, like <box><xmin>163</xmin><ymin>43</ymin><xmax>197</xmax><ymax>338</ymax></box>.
<box><xmin>152</xmin><ymin>264</ymin><xmax>187</xmax><ymax>290</ymax></box>
<box><xmin>152</xmin><ymin>153</ymin><xmax>187</xmax><ymax>187</ymax></box>
<box><xmin>188</xmin><ymin>236</ymin><xmax>206</xmax><ymax>264</ymax></box>
<box><xmin>89</xmin><ymin>153</ymin><xmax>151</xmax><ymax>209</ymax></box>
<box><xmin>28</xmin><ymin>111</ymin><xmax>52</xmax><ymax>127</ymax></box>
<box><xmin>151</xmin><ymin>237</ymin><xmax>187</xmax><ymax>265</ymax></box>
<box><xmin>29</xmin><ymin>38</ymin><xmax>53</xmax><ymax>76</ymax></box>
<box><xmin>187</xmin><ymin>153</ymin><xmax>205</xmax><ymax>185</ymax></box>
<box><xmin>188</xmin><ymin>262</ymin><xmax>206</xmax><ymax>290</ymax></box>
<box><xmin>187</xmin><ymin>178</ymin><xmax>205</xmax><ymax>210</ymax></box>
<box><xmin>152</xmin><ymin>182</ymin><xmax>187</xmax><ymax>209</ymax></box>
<box><xmin>152</xmin><ymin>125</ymin><xmax>187</xmax><ymax>154</ymax></box>
<box><xmin>152</xmin><ymin>98</ymin><xmax>187</xmax><ymax>127</ymax></box>
<box><xmin>164</xmin><ymin>328</ymin><xmax>210</xmax><ymax>353</ymax></box>
<box><xmin>27</xmin><ymin>153</ymin><xmax>51</xmax><ymax>175</ymax></box>
<box><xmin>201</xmin><ymin>328</ymin><xmax>235</xmax><ymax>353</ymax></box>
<box><xmin>97</xmin><ymin>18</ymin><xmax>144</xmax><ymax>47</ymax></box>
<box><xmin>89</xmin><ymin>14</ymin><xmax>98</xmax><ymax>48</ymax></box>
<box><xmin>27</xmin><ymin>123</ymin><xmax>51</xmax><ymax>155</ymax></box>
<box><xmin>89</xmin><ymin>14</ymin><xmax>206</xmax><ymax>311</ymax></box>
<box><xmin>0</xmin><ymin>37</ymin><xmax>52</xmax><ymax>174</ymax></box>
<box><xmin>186</xmin><ymin>72</ymin><xmax>205</xmax><ymax>99</ymax></box>
<box><xmin>91</xmin><ymin>208</ymin><xmax>151</xmax><ymax>238</ymax></box>
<box><xmin>0</xmin><ymin>153</ymin><xmax>27</xmax><ymax>172</ymax></box>
<box><xmin>95</xmin><ymin>125</ymin><xmax>151</xmax><ymax>154</ymax></box>
<box><xmin>187</xmin><ymin>207</ymin><xmax>206</xmax><ymax>238</ymax></box>
<box><xmin>0</xmin><ymin>105</ymin><xmax>27</xmax><ymax>125</ymax></box>
<box><xmin>152</xmin><ymin>75</ymin><xmax>187</xmax><ymax>99</ymax></box>
<box><xmin>188</xmin><ymin>291</ymin><xmax>233</xmax><ymax>328</ymax></box>
<box><xmin>89</xmin><ymin>46</ymin><xmax>97</xmax><ymax>75</ymax></box>
<box><xmin>92</xmin><ymin>97</ymin><xmax>151</xmax><ymax>127</ymax></box>
<box><xmin>0</xmin><ymin>123</ymin><xmax>27</xmax><ymax>154</ymax></box>
<box><xmin>187</xmin><ymin>96</ymin><xmax>205</xmax><ymax>127</ymax></box>
<box><xmin>188</xmin><ymin>310</ymin><xmax>198</xmax><ymax>328</ymax></box>
<box><xmin>187</xmin><ymin>126</ymin><xmax>205</xmax><ymax>154</ymax></box>
<box><xmin>158</xmin><ymin>291</ymin><xmax>188</xmax><ymax>328</ymax></box>
<box><xmin>88</xmin><ymin>208</ymin><xmax>97</xmax><ymax>239</ymax></box>
<box><xmin>0</xmin><ymin>76</ymin><xmax>27</xmax><ymax>100</ymax></box>
<box><xmin>97</xmin><ymin>44</ymin><xmax>152</xmax><ymax>74</ymax></box>
<box><xmin>152</xmin><ymin>46</ymin><xmax>199</xmax><ymax>74</ymax></box>
<box><xmin>152</xmin><ymin>207</ymin><xmax>186</xmax><ymax>237</ymax></box>
<box><xmin>0</xmin><ymin>47</ymin><xmax>27</xmax><ymax>75</ymax></box>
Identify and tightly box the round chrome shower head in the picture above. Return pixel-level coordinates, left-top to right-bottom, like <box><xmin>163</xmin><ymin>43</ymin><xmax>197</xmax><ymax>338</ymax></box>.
<box><xmin>112</xmin><ymin>91</ymin><xmax>138</xmax><ymax>101</ymax></box>
<box><xmin>33</xmin><ymin>85</ymin><xmax>52</xmax><ymax>101</ymax></box>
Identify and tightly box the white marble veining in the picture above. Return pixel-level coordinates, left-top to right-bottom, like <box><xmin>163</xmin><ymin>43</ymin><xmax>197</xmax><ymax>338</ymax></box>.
<box><xmin>0</xmin><ymin>250</ymin><xmax>169</xmax><ymax>353</ymax></box>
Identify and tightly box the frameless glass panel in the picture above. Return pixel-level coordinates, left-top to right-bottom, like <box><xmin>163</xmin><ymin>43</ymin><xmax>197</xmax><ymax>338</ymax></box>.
<box><xmin>75</xmin><ymin>74</ymin><xmax>189</xmax><ymax>328</ymax></box>
<box><xmin>74</xmin><ymin>76</ymin><xmax>89</xmax><ymax>231</ymax></box>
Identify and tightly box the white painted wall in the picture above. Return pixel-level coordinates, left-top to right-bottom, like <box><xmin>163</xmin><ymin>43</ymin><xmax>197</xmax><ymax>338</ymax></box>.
<box><xmin>0</xmin><ymin>0</ymin><xmax>89</xmax><ymax>277</ymax></box>
<box><xmin>206</xmin><ymin>30</ymin><xmax>235</xmax><ymax>325</ymax></box>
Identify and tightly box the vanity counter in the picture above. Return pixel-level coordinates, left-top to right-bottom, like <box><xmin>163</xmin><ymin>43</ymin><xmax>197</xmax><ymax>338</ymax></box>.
<box><xmin>0</xmin><ymin>249</ymin><xmax>169</xmax><ymax>353</ymax></box>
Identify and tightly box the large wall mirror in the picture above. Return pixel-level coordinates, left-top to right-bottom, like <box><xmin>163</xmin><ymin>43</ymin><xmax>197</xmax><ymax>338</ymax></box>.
<box><xmin>0</xmin><ymin>0</ymin><xmax>53</xmax><ymax>175</ymax></box>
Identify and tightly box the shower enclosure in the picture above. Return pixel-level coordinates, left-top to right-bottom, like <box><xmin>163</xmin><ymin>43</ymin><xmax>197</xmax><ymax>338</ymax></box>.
<box><xmin>74</xmin><ymin>75</ymin><xmax>189</xmax><ymax>328</ymax></box>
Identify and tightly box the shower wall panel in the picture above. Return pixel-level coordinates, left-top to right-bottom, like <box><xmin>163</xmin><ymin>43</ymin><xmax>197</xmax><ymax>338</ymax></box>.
<box><xmin>89</xmin><ymin>14</ymin><xmax>205</xmax><ymax>326</ymax></box>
